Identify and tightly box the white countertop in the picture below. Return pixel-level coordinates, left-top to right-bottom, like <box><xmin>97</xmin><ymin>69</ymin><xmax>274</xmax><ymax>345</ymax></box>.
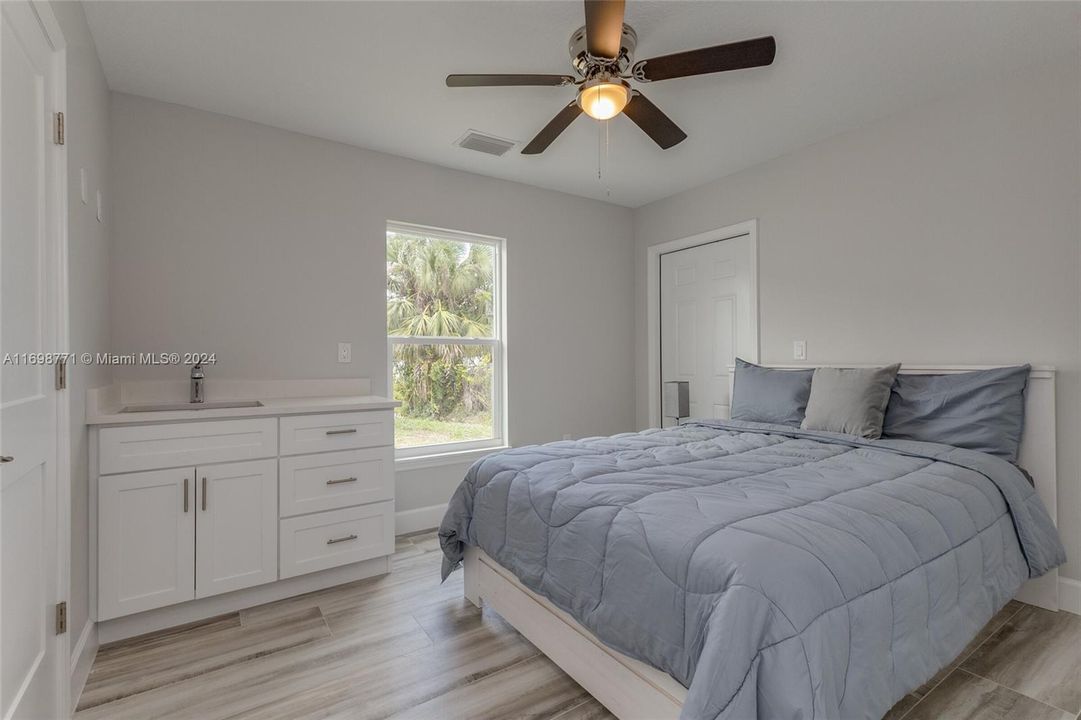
<box><xmin>86</xmin><ymin>378</ymin><xmax>399</xmax><ymax>425</ymax></box>
<box><xmin>87</xmin><ymin>395</ymin><xmax>399</xmax><ymax>426</ymax></box>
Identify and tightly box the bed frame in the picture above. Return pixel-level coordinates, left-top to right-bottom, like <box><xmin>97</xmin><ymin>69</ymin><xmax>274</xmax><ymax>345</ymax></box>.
<box><xmin>462</xmin><ymin>365</ymin><xmax>1058</xmax><ymax>720</ymax></box>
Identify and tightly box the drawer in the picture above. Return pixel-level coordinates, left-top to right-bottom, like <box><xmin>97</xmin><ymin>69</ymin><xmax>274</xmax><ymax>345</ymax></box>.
<box><xmin>279</xmin><ymin>447</ymin><xmax>394</xmax><ymax>517</ymax></box>
<box><xmin>100</xmin><ymin>418</ymin><xmax>278</xmax><ymax>475</ymax></box>
<box><xmin>279</xmin><ymin>502</ymin><xmax>394</xmax><ymax>579</ymax></box>
<box><xmin>278</xmin><ymin>411</ymin><xmax>392</xmax><ymax>456</ymax></box>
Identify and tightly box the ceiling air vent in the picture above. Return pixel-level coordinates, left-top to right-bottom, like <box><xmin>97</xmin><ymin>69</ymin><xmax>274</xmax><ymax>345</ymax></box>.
<box><xmin>455</xmin><ymin>130</ymin><xmax>516</xmax><ymax>157</ymax></box>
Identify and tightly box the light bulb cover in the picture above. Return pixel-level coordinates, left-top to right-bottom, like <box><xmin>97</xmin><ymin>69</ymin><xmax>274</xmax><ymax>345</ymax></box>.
<box><xmin>577</xmin><ymin>78</ymin><xmax>631</xmax><ymax>120</ymax></box>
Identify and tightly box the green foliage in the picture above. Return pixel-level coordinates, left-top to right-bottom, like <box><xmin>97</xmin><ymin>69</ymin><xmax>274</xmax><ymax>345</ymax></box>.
<box><xmin>394</xmin><ymin>412</ymin><xmax>492</xmax><ymax>448</ymax></box>
<box><xmin>387</xmin><ymin>233</ymin><xmax>494</xmax><ymax>421</ymax></box>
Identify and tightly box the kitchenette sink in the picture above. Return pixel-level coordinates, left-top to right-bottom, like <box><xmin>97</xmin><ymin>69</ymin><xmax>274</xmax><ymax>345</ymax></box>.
<box><xmin>119</xmin><ymin>400</ymin><xmax>264</xmax><ymax>413</ymax></box>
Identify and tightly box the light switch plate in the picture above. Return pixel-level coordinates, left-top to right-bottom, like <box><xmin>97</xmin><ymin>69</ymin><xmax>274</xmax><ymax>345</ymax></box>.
<box><xmin>80</xmin><ymin>168</ymin><xmax>88</xmax><ymax>204</ymax></box>
<box><xmin>793</xmin><ymin>340</ymin><xmax>807</xmax><ymax>361</ymax></box>
<box><xmin>337</xmin><ymin>342</ymin><xmax>352</xmax><ymax>363</ymax></box>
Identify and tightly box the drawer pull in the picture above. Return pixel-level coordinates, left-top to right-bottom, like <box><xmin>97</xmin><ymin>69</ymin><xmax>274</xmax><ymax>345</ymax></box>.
<box><xmin>325</xmin><ymin>428</ymin><xmax>358</xmax><ymax>436</ymax></box>
<box><xmin>326</xmin><ymin>476</ymin><xmax>358</xmax><ymax>486</ymax></box>
<box><xmin>202</xmin><ymin>476</ymin><xmax>208</xmax><ymax>511</ymax></box>
<box><xmin>327</xmin><ymin>533</ymin><xmax>358</xmax><ymax>545</ymax></box>
<box><xmin>183</xmin><ymin>477</ymin><xmax>189</xmax><ymax>513</ymax></box>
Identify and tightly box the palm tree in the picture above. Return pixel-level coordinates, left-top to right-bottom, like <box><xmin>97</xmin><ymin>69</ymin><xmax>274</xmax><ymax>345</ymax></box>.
<box><xmin>387</xmin><ymin>233</ymin><xmax>494</xmax><ymax>418</ymax></box>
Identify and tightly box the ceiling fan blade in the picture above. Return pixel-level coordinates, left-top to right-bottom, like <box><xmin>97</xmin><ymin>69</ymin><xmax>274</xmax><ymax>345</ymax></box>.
<box><xmin>622</xmin><ymin>92</ymin><xmax>687</xmax><ymax>149</ymax></box>
<box><xmin>632</xmin><ymin>36</ymin><xmax>776</xmax><ymax>82</ymax></box>
<box><xmin>584</xmin><ymin>0</ymin><xmax>625</xmax><ymax>59</ymax></box>
<box><xmin>521</xmin><ymin>102</ymin><xmax>583</xmax><ymax>154</ymax></box>
<box><xmin>446</xmin><ymin>74</ymin><xmax>575</xmax><ymax>87</ymax></box>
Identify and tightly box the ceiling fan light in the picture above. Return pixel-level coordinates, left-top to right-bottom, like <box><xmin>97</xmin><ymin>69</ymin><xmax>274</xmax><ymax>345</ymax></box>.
<box><xmin>578</xmin><ymin>80</ymin><xmax>630</xmax><ymax>120</ymax></box>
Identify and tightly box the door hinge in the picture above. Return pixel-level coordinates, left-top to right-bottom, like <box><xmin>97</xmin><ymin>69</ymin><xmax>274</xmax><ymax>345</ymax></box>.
<box><xmin>54</xmin><ymin>112</ymin><xmax>64</xmax><ymax>146</ymax></box>
<box><xmin>55</xmin><ymin>601</ymin><xmax>67</xmax><ymax>634</ymax></box>
<box><xmin>55</xmin><ymin>357</ymin><xmax>67</xmax><ymax>390</ymax></box>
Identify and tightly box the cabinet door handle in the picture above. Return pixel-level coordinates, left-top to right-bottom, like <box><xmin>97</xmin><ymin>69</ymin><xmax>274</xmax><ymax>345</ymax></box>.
<box><xmin>326</xmin><ymin>534</ymin><xmax>358</xmax><ymax>545</ymax></box>
<box><xmin>326</xmin><ymin>476</ymin><xmax>357</xmax><ymax>485</ymax></box>
<box><xmin>202</xmin><ymin>477</ymin><xmax>207</xmax><ymax>511</ymax></box>
<box><xmin>183</xmin><ymin>477</ymin><xmax>189</xmax><ymax>513</ymax></box>
<box><xmin>325</xmin><ymin>428</ymin><xmax>357</xmax><ymax>436</ymax></box>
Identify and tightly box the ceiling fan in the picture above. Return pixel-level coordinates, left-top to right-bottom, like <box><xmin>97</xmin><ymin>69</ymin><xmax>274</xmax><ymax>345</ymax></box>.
<box><xmin>446</xmin><ymin>0</ymin><xmax>776</xmax><ymax>154</ymax></box>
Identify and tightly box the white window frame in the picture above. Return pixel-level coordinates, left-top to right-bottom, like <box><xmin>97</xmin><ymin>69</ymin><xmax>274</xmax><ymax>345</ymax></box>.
<box><xmin>387</xmin><ymin>221</ymin><xmax>507</xmax><ymax>461</ymax></box>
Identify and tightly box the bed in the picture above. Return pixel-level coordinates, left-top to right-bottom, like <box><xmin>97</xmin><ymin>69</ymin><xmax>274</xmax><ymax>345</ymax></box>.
<box><xmin>438</xmin><ymin>366</ymin><xmax>1065</xmax><ymax>720</ymax></box>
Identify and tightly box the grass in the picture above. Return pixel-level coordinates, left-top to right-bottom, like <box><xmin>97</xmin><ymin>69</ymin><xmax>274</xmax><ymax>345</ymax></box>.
<box><xmin>395</xmin><ymin>412</ymin><xmax>492</xmax><ymax>448</ymax></box>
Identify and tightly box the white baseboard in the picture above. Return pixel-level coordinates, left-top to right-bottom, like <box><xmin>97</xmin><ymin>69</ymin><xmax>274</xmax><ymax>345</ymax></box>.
<box><xmin>97</xmin><ymin>555</ymin><xmax>390</xmax><ymax>644</ymax></box>
<box><xmin>1060</xmin><ymin>576</ymin><xmax>1081</xmax><ymax>615</ymax></box>
<box><xmin>396</xmin><ymin>503</ymin><xmax>447</xmax><ymax>535</ymax></box>
<box><xmin>69</xmin><ymin>620</ymin><xmax>98</xmax><ymax>715</ymax></box>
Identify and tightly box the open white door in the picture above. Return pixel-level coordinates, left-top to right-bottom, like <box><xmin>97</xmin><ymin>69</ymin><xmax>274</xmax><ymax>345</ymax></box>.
<box><xmin>659</xmin><ymin>233</ymin><xmax>756</xmax><ymax>426</ymax></box>
<box><xmin>1</xmin><ymin>2</ymin><xmax>66</xmax><ymax>717</ymax></box>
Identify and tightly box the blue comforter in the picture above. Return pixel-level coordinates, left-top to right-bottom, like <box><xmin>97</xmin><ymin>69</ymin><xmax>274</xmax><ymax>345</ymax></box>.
<box><xmin>439</xmin><ymin>420</ymin><xmax>1065</xmax><ymax>720</ymax></box>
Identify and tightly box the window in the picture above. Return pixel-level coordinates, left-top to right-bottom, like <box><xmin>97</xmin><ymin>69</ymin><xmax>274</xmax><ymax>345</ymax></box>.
<box><xmin>387</xmin><ymin>222</ymin><xmax>505</xmax><ymax>458</ymax></box>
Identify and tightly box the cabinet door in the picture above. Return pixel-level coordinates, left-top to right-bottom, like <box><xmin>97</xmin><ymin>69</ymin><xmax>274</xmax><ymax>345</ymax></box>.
<box><xmin>195</xmin><ymin>458</ymin><xmax>278</xmax><ymax>598</ymax></box>
<box><xmin>99</xmin><ymin>468</ymin><xmax>195</xmax><ymax>620</ymax></box>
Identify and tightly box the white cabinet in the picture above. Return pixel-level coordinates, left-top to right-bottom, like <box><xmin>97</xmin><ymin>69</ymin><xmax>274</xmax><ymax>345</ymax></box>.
<box><xmin>98</xmin><ymin>458</ymin><xmax>279</xmax><ymax>619</ymax></box>
<box><xmin>276</xmin><ymin>412</ymin><xmax>395</xmax><ymax>580</ymax></box>
<box><xmin>95</xmin><ymin>408</ymin><xmax>396</xmax><ymax>625</ymax></box>
<box><xmin>196</xmin><ymin>459</ymin><xmax>278</xmax><ymax>598</ymax></box>
<box><xmin>99</xmin><ymin>468</ymin><xmax>196</xmax><ymax>620</ymax></box>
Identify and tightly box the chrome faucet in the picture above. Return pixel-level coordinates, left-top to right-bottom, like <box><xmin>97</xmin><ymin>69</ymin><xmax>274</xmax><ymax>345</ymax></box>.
<box><xmin>190</xmin><ymin>363</ymin><xmax>205</xmax><ymax>403</ymax></box>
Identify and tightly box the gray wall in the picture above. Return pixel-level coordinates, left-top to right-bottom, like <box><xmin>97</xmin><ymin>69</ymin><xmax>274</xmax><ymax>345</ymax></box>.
<box><xmin>103</xmin><ymin>50</ymin><xmax>1081</xmax><ymax>587</ymax></box>
<box><xmin>633</xmin><ymin>60</ymin><xmax>1081</xmax><ymax>582</ymax></box>
<box><xmin>109</xmin><ymin>93</ymin><xmax>636</xmax><ymax>512</ymax></box>
<box><xmin>52</xmin><ymin>0</ymin><xmax>112</xmax><ymax>656</ymax></box>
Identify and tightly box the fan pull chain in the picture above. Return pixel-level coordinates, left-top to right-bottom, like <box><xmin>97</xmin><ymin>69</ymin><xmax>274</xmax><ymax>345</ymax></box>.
<box><xmin>596</xmin><ymin>119</ymin><xmax>611</xmax><ymax>198</ymax></box>
<box><xmin>605</xmin><ymin>119</ymin><xmax>611</xmax><ymax>198</ymax></box>
<box><xmin>597</xmin><ymin>119</ymin><xmax>603</xmax><ymax>181</ymax></box>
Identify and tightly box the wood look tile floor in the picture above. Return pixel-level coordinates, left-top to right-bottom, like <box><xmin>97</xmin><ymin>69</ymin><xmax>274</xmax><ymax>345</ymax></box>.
<box><xmin>78</xmin><ymin>533</ymin><xmax>1081</xmax><ymax>720</ymax></box>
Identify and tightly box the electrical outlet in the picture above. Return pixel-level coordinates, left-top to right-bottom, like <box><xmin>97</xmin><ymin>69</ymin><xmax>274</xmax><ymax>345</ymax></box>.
<box><xmin>793</xmin><ymin>340</ymin><xmax>807</xmax><ymax>361</ymax></box>
<box><xmin>337</xmin><ymin>342</ymin><xmax>352</xmax><ymax>363</ymax></box>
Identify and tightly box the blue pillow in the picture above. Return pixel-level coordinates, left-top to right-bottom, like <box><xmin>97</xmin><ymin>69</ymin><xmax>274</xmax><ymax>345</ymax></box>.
<box><xmin>882</xmin><ymin>365</ymin><xmax>1030</xmax><ymax>462</ymax></box>
<box><xmin>730</xmin><ymin>359</ymin><xmax>814</xmax><ymax>427</ymax></box>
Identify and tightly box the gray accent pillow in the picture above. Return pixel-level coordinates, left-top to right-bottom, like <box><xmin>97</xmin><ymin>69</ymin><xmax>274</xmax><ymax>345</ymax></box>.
<box><xmin>726</xmin><ymin>356</ymin><xmax>812</xmax><ymax>423</ymax></box>
<box><xmin>882</xmin><ymin>365</ymin><xmax>1029</xmax><ymax>462</ymax></box>
<box><xmin>730</xmin><ymin>359</ymin><xmax>814</xmax><ymax>426</ymax></box>
<box><xmin>801</xmin><ymin>365</ymin><xmax>901</xmax><ymax>438</ymax></box>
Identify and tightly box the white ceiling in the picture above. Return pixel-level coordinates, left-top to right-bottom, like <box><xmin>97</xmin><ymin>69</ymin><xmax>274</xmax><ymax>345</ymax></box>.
<box><xmin>84</xmin><ymin>1</ymin><xmax>1080</xmax><ymax>207</ymax></box>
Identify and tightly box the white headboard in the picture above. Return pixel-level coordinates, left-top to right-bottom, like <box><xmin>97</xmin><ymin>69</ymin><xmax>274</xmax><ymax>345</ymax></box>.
<box><xmin>727</xmin><ymin>364</ymin><xmax>1059</xmax><ymax>610</ymax></box>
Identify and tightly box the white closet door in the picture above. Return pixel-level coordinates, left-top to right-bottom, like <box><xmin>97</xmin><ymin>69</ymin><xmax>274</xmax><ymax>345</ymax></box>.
<box><xmin>660</xmin><ymin>235</ymin><xmax>756</xmax><ymax>425</ymax></box>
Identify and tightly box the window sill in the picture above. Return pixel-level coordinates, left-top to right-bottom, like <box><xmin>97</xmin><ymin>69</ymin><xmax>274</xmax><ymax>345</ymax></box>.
<box><xmin>395</xmin><ymin>445</ymin><xmax>509</xmax><ymax>471</ymax></box>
